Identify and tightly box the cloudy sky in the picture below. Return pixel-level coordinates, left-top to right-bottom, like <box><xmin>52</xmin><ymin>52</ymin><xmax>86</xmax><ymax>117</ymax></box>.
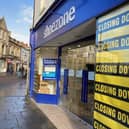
<box><xmin>0</xmin><ymin>0</ymin><xmax>33</xmax><ymax>44</ymax></box>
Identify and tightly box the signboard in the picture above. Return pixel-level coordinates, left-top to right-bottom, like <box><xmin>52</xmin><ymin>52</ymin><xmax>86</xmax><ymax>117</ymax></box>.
<box><xmin>61</xmin><ymin>68</ymin><xmax>64</xmax><ymax>76</ymax></box>
<box><xmin>35</xmin><ymin>0</ymin><xmax>126</xmax><ymax>48</ymax></box>
<box><xmin>43</xmin><ymin>59</ymin><xmax>57</xmax><ymax>65</ymax></box>
<box><xmin>76</xmin><ymin>70</ymin><xmax>82</xmax><ymax>78</ymax></box>
<box><xmin>43</xmin><ymin>6</ymin><xmax>76</xmax><ymax>38</ymax></box>
<box><xmin>42</xmin><ymin>59</ymin><xmax>57</xmax><ymax>80</ymax></box>
<box><xmin>94</xmin><ymin>4</ymin><xmax>129</xmax><ymax>129</ymax></box>
<box><xmin>88</xmin><ymin>72</ymin><xmax>94</xmax><ymax>80</ymax></box>
<box><xmin>69</xmin><ymin>69</ymin><xmax>74</xmax><ymax>77</ymax></box>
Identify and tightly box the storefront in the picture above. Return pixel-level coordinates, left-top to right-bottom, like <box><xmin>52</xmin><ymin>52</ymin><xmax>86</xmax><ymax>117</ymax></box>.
<box><xmin>32</xmin><ymin>47</ymin><xmax>60</xmax><ymax>104</ymax></box>
<box><xmin>30</xmin><ymin>0</ymin><xmax>128</xmax><ymax>127</ymax></box>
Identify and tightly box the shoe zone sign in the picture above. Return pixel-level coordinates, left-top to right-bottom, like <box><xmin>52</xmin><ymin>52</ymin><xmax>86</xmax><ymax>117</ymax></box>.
<box><xmin>94</xmin><ymin>4</ymin><xmax>129</xmax><ymax>129</ymax></box>
<box><xmin>43</xmin><ymin>6</ymin><xmax>75</xmax><ymax>38</ymax></box>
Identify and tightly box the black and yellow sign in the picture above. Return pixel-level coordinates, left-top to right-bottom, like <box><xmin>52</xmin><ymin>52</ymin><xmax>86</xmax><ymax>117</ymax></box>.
<box><xmin>94</xmin><ymin>4</ymin><xmax>129</xmax><ymax>129</ymax></box>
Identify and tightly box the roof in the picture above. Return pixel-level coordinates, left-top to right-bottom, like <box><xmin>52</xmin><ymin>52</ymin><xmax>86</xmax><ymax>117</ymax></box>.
<box><xmin>9</xmin><ymin>36</ymin><xmax>30</xmax><ymax>49</ymax></box>
<box><xmin>0</xmin><ymin>17</ymin><xmax>8</xmax><ymax>30</ymax></box>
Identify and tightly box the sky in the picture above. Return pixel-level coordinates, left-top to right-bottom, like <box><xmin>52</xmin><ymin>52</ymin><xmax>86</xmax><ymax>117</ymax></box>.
<box><xmin>0</xmin><ymin>0</ymin><xmax>33</xmax><ymax>44</ymax></box>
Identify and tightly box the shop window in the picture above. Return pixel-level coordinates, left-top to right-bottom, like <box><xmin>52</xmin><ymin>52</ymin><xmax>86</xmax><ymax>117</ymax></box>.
<box><xmin>34</xmin><ymin>51</ymin><xmax>58</xmax><ymax>95</ymax></box>
<box><xmin>60</xmin><ymin>42</ymin><xmax>95</xmax><ymax>125</ymax></box>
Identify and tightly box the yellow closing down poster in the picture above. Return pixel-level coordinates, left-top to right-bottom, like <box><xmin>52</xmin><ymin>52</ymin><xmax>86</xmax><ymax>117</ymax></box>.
<box><xmin>94</xmin><ymin>3</ymin><xmax>129</xmax><ymax>129</ymax></box>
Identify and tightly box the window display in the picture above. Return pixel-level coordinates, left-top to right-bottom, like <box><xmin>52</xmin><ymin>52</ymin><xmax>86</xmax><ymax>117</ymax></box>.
<box><xmin>33</xmin><ymin>48</ymin><xmax>57</xmax><ymax>95</ymax></box>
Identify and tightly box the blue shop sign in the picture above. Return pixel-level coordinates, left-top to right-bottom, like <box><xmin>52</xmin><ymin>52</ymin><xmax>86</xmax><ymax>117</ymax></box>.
<box><xmin>34</xmin><ymin>0</ymin><xmax>126</xmax><ymax>48</ymax></box>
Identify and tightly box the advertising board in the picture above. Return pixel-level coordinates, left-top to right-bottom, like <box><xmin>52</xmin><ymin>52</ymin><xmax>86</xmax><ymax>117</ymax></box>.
<box><xmin>42</xmin><ymin>59</ymin><xmax>57</xmax><ymax>80</ymax></box>
<box><xmin>94</xmin><ymin>4</ymin><xmax>129</xmax><ymax>129</ymax></box>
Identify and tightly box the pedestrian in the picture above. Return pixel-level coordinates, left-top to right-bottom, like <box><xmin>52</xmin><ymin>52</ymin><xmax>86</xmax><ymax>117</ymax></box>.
<box><xmin>21</xmin><ymin>66</ymin><xmax>24</xmax><ymax>78</ymax></box>
<box><xmin>10</xmin><ymin>66</ymin><xmax>13</xmax><ymax>75</ymax></box>
<box><xmin>17</xmin><ymin>67</ymin><xmax>21</xmax><ymax>78</ymax></box>
<box><xmin>24</xmin><ymin>69</ymin><xmax>27</xmax><ymax>79</ymax></box>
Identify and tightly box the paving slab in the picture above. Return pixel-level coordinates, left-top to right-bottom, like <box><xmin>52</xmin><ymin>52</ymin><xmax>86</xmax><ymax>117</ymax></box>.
<box><xmin>0</xmin><ymin>74</ymin><xmax>57</xmax><ymax>129</ymax></box>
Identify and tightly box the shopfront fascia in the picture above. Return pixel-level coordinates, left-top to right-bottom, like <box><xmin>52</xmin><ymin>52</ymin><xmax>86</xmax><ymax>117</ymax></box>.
<box><xmin>30</xmin><ymin>0</ymin><xmax>127</xmax><ymax>104</ymax></box>
<box><xmin>34</xmin><ymin>0</ymin><xmax>126</xmax><ymax>48</ymax></box>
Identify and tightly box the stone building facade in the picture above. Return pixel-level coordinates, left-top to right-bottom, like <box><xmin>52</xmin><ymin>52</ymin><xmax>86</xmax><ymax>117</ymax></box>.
<box><xmin>0</xmin><ymin>17</ymin><xmax>30</xmax><ymax>73</ymax></box>
<box><xmin>0</xmin><ymin>17</ymin><xmax>10</xmax><ymax>72</ymax></box>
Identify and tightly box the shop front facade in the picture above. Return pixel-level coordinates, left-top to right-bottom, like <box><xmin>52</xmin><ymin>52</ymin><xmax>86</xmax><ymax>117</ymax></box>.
<box><xmin>30</xmin><ymin>0</ymin><xmax>128</xmax><ymax>128</ymax></box>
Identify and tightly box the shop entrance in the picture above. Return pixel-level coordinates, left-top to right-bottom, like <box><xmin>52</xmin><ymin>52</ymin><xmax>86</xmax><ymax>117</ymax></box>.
<box><xmin>60</xmin><ymin>39</ymin><xmax>95</xmax><ymax>124</ymax></box>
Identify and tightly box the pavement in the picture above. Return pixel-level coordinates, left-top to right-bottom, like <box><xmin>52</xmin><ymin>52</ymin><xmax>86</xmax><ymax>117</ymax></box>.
<box><xmin>32</xmin><ymin>100</ymin><xmax>93</xmax><ymax>129</ymax></box>
<box><xmin>0</xmin><ymin>73</ymin><xmax>57</xmax><ymax>129</ymax></box>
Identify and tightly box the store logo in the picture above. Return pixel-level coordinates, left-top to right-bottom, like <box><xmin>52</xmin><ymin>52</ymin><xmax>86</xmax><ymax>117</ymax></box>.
<box><xmin>43</xmin><ymin>6</ymin><xmax>76</xmax><ymax>38</ymax></box>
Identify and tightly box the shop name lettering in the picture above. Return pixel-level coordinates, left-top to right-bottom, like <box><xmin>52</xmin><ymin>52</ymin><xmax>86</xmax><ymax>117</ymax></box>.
<box><xmin>43</xmin><ymin>6</ymin><xmax>76</xmax><ymax>38</ymax></box>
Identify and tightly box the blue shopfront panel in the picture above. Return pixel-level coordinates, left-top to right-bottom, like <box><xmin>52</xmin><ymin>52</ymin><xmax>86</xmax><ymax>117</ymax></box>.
<box><xmin>29</xmin><ymin>31</ymin><xmax>36</xmax><ymax>97</ymax></box>
<box><xmin>32</xmin><ymin>90</ymin><xmax>58</xmax><ymax>104</ymax></box>
<box><xmin>81</xmin><ymin>70</ymin><xmax>88</xmax><ymax>103</ymax></box>
<box><xmin>35</xmin><ymin>0</ymin><xmax>126</xmax><ymax>48</ymax></box>
<box><xmin>32</xmin><ymin>58</ymin><xmax>60</xmax><ymax>104</ymax></box>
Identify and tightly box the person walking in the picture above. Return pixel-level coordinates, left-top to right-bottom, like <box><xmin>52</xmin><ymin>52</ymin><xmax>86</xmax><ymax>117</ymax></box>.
<box><xmin>21</xmin><ymin>66</ymin><xmax>24</xmax><ymax>79</ymax></box>
<box><xmin>17</xmin><ymin>67</ymin><xmax>21</xmax><ymax>78</ymax></box>
<box><xmin>10</xmin><ymin>66</ymin><xmax>14</xmax><ymax>75</ymax></box>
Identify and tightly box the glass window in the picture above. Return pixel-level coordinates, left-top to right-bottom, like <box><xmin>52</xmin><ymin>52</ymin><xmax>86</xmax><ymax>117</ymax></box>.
<box><xmin>0</xmin><ymin>30</ymin><xmax>2</xmax><ymax>39</ymax></box>
<box><xmin>33</xmin><ymin>48</ymin><xmax>57</xmax><ymax>95</ymax></box>
<box><xmin>3</xmin><ymin>32</ymin><xmax>6</xmax><ymax>41</ymax></box>
<box><xmin>60</xmin><ymin>40</ymin><xmax>95</xmax><ymax>125</ymax></box>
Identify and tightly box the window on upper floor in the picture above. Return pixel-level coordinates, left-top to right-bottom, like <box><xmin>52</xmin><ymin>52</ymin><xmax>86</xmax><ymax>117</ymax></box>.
<box><xmin>0</xmin><ymin>30</ymin><xmax>3</xmax><ymax>39</ymax></box>
<box><xmin>9</xmin><ymin>46</ymin><xmax>14</xmax><ymax>55</ymax></box>
<box><xmin>2</xmin><ymin>45</ymin><xmax>6</xmax><ymax>55</ymax></box>
<box><xmin>3</xmin><ymin>32</ymin><xmax>7</xmax><ymax>41</ymax></box>
<box><xmin>6</xmin><ymin>45</ymin><xmax>9</xmax><ymax>55</ymax></box>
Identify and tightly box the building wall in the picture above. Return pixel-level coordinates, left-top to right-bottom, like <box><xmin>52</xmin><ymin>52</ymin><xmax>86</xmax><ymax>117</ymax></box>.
<box><xmin>9</xmin><ymin>38</ymin><xmax>30</xmax><ymax>73</ymax></box>
<box><xmin>33</xmin><ymin>0</ymin><xmax>56</xmax><ymax>26</ymax></box>
<box><xmin>0</xmin><ymin>18</ymin><xmax>10</xmax><ymax>72</ymax></box>
<box><xmin>0</xmin><ymin>18</ymin><xmax>30</xmax><ymax>73</ymax></box>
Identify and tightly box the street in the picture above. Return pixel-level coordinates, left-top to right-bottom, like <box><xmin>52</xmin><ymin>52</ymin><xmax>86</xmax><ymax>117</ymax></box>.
<box><xmin>0</xmin><ymin>73</ymin><xmax>57</xmax><ymax>129</ymax></box>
